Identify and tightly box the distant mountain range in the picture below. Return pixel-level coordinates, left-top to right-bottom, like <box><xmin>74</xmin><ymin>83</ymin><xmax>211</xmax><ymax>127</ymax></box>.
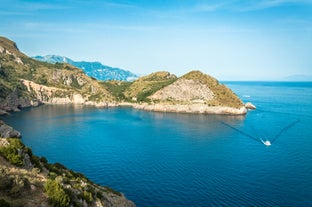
<box><xmin>32</xmin><ymin>55</ymin><xmax>138</xmax><ymax>81</ymax></box>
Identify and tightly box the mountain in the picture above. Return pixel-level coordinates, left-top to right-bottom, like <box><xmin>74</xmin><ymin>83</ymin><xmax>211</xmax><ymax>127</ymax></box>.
<box><xmin>149</xmin><ymin>70</ymin><xmax>244</xmax><ymax>108</ymax></box>
<box><xmin>0</xmin><ymin>36</ymin><xmax>118</xmax><ymax>114</ymax></box>
<box><xmin>32</xmin><ymin>55</ymin><xmax>138</xmax><ymax>81</ymax></box>
<box><xmin>121</xmin><ymin>70</ymin><xmax>246</xmax><ymax>114</ymax></box>
<box><xmin>0</xmin><ymin>35</ymin><xmax>247</xmax><ymax>115</ymax></box>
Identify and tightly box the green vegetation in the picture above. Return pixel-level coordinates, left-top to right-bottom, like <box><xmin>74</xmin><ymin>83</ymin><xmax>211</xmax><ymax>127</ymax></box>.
<box><xmin>101</xmin><ymin>81</ymin><xmax>132</xmax><ymax>101</ymax></box>
<box><xmin>0</xmin><ymin>36</ymin><xmax>115</xmax><ymax>110</ymax></box>
<box><xmin>0</xmin><ymin>136</ymin><xmax>127</xmax><ymax>207</ymax></box>
<box><xmin>1</xmin><ymin>36</ymin><xmax>244</xmax><ymax>114</ymax></box>
<box><xmin>44</xmin><ymin>179</ymin><xmax>71</xmax><ymax>207</ymax></box>
<box><xmin>124</xmin><ymin>71</ymin><xmax>177</xmax><ymax>102</ymax></box>
<box><xmin>0</xmin><ymin>139</ymin><xmax>23</xmax><ymax>166</ymax></box>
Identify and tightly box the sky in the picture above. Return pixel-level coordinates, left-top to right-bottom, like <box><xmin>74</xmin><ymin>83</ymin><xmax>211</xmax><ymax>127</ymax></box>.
<box><xmin>1</xmin><ymin>0</ymin><xmax>312</xmax><ymax>80</ymax></box>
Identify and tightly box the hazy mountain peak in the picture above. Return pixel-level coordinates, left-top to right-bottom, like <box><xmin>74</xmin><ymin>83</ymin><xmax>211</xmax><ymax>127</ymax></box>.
<box><xmin>32</xmin><ymin>55</ymin><xmax>138</xmax><ymax>81</ymax></box>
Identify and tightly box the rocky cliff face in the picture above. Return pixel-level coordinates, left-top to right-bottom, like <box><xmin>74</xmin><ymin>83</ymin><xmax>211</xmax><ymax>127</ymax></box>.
<box><xmin>149</xmin><ymin>78</ymin><xmax>214</xmax><ymax>103</ymax></box>
<box><xmin>0</xmin><ymin>36</ymin><xmax>116</xmax><ymax>113</ymax></box>
<box><xmin>0</xmin><ymin>121</ymin><xmax>21</xmax><ymax>138</ymax></box>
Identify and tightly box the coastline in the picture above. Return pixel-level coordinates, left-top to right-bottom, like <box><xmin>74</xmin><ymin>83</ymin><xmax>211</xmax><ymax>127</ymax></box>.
<box><xmin>1</xmin><ymin>97</ymin><xmax>249</xmax><ymax>116</ymax></box>
<box><xmin>119</xmin><ymin>102</ymin><xmax>247</xmax><ymax>115</ymax></box>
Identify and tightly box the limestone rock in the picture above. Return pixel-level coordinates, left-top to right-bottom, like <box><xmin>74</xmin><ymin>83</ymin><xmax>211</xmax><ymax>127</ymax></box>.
<box><xmin>149</xmin><ymin>78</ymin><xmax>214</xmax><ymax>102</ymax></box>
<box><xmin>131</xmin><ymin>103</ymin><xmax>247</xmax><ymax>115</ymax></box>
<box><xmin>245</xmin><ymin>102</ymin><xmax>256</xmax><ymax>110</ymax></box>
<box><xmin>0</xmin><ymin>121</ymin><xmax>21</xmax><ymax>138</ymax></box>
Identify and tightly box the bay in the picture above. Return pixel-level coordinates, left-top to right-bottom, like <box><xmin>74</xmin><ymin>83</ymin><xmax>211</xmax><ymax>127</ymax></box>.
<box><xmin>2</xmin><ymin>82</ymin><xmax>312</xmax><ymax>207</ymax></box>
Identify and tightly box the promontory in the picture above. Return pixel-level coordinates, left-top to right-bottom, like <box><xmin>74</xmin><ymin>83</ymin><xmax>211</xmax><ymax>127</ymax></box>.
<box><xmin>0</xmin><ymin>36</ymin><xmax>248</xmax><ymax>115</ymax></box>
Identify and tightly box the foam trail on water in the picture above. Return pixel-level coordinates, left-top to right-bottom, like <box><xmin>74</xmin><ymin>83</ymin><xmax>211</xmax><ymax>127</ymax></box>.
<box><xmin>221</xmin><ymin>122</ymin><xmax>261</xmax><ymax>143</ymax></box>
<box><xmin>271</xmin><ymin>119</ymin><xmax>300</xmax><ymax>143</ymax></box>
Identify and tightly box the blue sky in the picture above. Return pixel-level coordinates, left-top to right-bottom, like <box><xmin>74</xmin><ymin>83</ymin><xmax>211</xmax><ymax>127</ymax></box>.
<box><xmin>1</xmin><ymin>0</ymin><xmax>312</xmax><ymax>80</ymax></box>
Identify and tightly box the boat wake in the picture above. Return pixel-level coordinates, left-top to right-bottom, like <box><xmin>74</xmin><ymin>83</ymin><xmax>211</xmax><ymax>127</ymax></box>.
<box><xmin>221</xmin><ymin>119</ymin><xmax>300</xmax><ymax>146</ymax></box>
<box><xmin>221</xmin><ymin>121</ymin><xmax>261</xmax><ymax>144</ymax></box>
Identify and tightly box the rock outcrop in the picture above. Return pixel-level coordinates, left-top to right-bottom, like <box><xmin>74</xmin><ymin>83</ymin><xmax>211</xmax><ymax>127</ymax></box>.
<box><xmin>132</xmin><ymin>103</ymin><xmax>247</xmax><ymax>115</ymax></box>
<box><xmin>0</xmin><ymin>120</ymin><xmax>21</xmax><ymax>138</ymax></box>
<box><xmin>245</xmin><ymin>102</ymin><xmax>256</xmax><ymax>110</ymax></box>
<box><xmin>149</xmin><ymin>78</ymin><xmax>214</xmax><ymax>103</ymax></box>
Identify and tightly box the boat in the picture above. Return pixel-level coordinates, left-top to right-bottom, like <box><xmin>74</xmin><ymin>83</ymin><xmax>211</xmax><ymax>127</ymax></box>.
<box><xmin>260</xmin><ymin>139</ymin><xmax>271</xmax><ymax>146</ymax></box>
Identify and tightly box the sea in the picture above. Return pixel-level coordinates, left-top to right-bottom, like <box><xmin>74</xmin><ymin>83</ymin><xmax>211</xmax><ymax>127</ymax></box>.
<box><xmin>2</xmin><ymin>82</ymin><xmax>312</xmax><ymax>207</ymax></box>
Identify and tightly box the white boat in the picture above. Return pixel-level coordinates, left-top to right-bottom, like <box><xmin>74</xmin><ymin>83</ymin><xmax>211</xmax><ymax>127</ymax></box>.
<box><xmin>260</xmin><ymin>139</ymin><xmax>271</xmax><ymax>146</ymax></box>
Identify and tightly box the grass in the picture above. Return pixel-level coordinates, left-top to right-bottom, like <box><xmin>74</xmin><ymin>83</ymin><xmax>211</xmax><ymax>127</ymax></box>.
<box><xmin>100</xmin><ymin>81</ymin><xmax>132</xmax><ymax>101</ymax></box>
<box><xmin>124</xmin><ymin>71</ymin><xmax>177</xmax><ymax>102</ymax></box>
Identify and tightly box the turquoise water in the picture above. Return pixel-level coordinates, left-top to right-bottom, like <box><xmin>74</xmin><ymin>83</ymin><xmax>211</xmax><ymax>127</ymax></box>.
<box><xmin>2</xmin><ymin>82</ymin><xmax>312</xmax><ymax>207</ymax></box>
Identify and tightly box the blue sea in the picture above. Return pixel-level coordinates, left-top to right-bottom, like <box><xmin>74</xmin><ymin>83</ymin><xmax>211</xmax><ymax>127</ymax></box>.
<box><xmin>2</xmin><ymin>82</ymin><xmax>312</xmax><ymax>207</ymax></box>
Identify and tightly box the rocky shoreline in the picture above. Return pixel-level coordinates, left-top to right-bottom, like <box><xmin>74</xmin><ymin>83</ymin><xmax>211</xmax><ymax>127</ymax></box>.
<box><xmin>120</xmin><ymin>102</ymin><xmax>248</xmax><ymax>115</ymax></box>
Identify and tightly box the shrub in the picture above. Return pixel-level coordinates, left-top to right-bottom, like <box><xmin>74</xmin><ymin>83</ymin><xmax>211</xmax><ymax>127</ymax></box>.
<box><xmin>44</xmin><ymin>179</ymin><xmax>71</xmax><ymax>207</ymax></box>
<box><xmin>0</xmin><ymin>174</ymin><xmax>13</xmax><ymax>190</ymax></box>
<box><xmin>0</xmin><ymin>199</ymin><xmax>10</xmax><ymax>207</ymax></box>
<box><xmin>40</xmin><ymin>156</ymin><xmax>48</xmax><ymax>164</ymax></box>
<box><xmin>83</xmin><ymin>190</ymin><xmax>93</xmax><ymax>204</ymax></box>
<box><xmin>0</xmin><ymin>145</ymin><xmax>23</xmax><ymax>166</ymax></box>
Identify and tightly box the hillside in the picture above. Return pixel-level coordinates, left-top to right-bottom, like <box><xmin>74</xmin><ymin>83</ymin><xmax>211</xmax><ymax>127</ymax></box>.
<box><xmin>118</xmin><ymin>70</ymin><xmax>246</xmax><ymax>114</ymax></box>
<box><xmin>0</xmin><ymin>122</ymin><xmax>135</xmax><ymax>207</ymax></box>
<box><xmin>123</xmin><ymin>71</ymin><xmax>177</xmax><ymax>102</ymax></box>
<box><xmin>0</xmin><ymin>36</ymin><xmax>247</xmax><ymax>115</ymax></box>
<box><xmin>0</xmin><ymin>36</ymin><xmax>116</xmax><ymax>114</ymax></box>
<box><xmin>33</xmin><ymin>55</ymin><xmax>138</xmax><ymax>81</ymax></box>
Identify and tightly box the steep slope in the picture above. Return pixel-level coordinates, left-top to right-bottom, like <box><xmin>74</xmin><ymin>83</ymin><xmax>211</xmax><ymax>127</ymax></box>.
<box><xmin>33</xmin><ymin>55</ymin><xmax>138</xmax><ymax>81</ymax></box>
<box><xmin>0</xmin><ymin>123</ymin><xmax>135</xmax><ymax>207</ymax></box>
<box><xmin>123</xmin><ymin>71</ymin><xmax>177</xmax><ymax>102</ymax></box>
<box><xmin>149</xmin><ymin>70</ymin><xmax>243</xmax><ymax>108</ymax></box>
<box><xmin>0</xmin><ymin>37</ymin><xmax>115</xmax><ymax>113</ymax></box>
<box><xmin>133</xmin><ymin>71</ymin><xmax>246</xmax><ymax>114</ymax></box>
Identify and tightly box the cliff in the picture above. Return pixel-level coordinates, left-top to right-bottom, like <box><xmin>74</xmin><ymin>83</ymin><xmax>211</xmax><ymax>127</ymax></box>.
<box><xmin>0</xmin><ymin>36</ymin><xmax>116</xmax><ymax>113</ymax></box>
<box><xmin>0</xmin><ymin>125</ymin><xmax>135</xmax><ymax>207</ymax></box>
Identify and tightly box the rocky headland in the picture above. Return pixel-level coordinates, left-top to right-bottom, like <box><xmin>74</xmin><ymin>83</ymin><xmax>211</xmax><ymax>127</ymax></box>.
<box><xmin>120</xmin><ymin>70</ymin><xmax>248</xmax><ymax>115</ymax></box>
<box><xmin>0</xmin><ymin>36</ymin><xmax>253</xmax><ymax>115</ymax></box>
